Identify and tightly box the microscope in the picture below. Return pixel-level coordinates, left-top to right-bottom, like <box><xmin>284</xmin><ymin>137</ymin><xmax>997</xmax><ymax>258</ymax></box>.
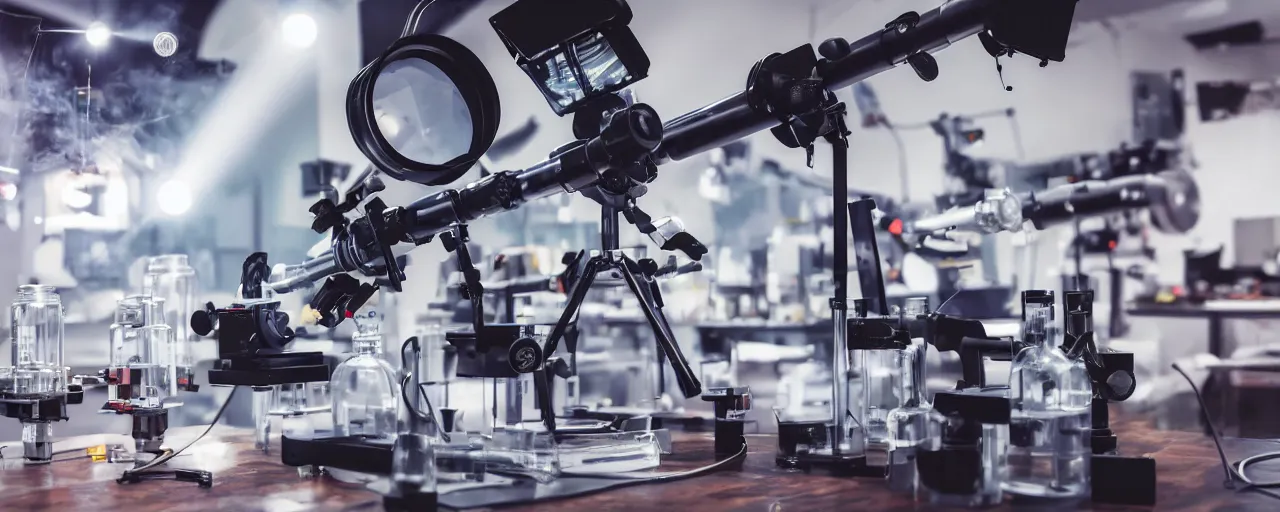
<box><xmin>1</xmin><ymin>285</ymin><xmax>84</xmax><ymax>462</ymax></box>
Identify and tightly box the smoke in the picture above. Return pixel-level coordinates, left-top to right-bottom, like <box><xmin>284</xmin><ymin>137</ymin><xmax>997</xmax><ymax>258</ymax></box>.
<box><xmin>0</xmin><ymin>9</ymin><xmax>40</xmax><ymax>170</ymax></box>
<box><xmin>8</xmin><ymin>3</ymin><xmax>233</xmax><ymax>182</ymax></box>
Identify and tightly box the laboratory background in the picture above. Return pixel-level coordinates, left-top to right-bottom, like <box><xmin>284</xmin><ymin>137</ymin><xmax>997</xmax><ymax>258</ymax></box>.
<box><xmin>0</xmin><ymin>0</ymin><xmax>1278</xmax><ymax>510</ymax></box>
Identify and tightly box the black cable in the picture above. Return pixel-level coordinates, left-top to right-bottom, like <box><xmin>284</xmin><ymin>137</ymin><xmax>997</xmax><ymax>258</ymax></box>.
<box><xmin>1171</xmin><ymin>363</ymin><xmax>1239</xmax><ymax>487</ymax></box>
<box><xmin>400</xmin><ymin>337</ymin><xmax>450</xmax><ymax>443</ymax></box>
<box><xmin>533</xmin><ymin>437</ymin><xmax>747</xmax><ymax>487</ymax></box>
<box><xmin>119</xmin><ymin>385</ymin><xmax>239</xmax><ymax>482</ymax></box>
<box><xmin>1171</xmin><ymin>363</ymin><xmax>1280</xmax><ymax>501</ymax></box>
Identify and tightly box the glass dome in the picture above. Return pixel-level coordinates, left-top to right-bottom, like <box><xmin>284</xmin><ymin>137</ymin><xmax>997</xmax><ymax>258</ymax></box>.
<box><xmin>330</xmin><ymin>329</ymin><xmax>400</xmax><ymax>437</ymax></box>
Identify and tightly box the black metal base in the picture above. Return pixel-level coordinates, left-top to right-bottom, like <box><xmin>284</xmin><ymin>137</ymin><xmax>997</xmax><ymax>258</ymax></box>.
<box><xmin>1092</xmin><ymin>453</ymin><xmax>1157</xmax><ymax>506</ymax></box>
<box><xmin>207</xmin><ymin>352</ymin><xmax>330</xmax><ymax>386</ymax></box>
<box><xmin>0</xmin><ymin>387</ymin><xmax>80</xmax><ymax>421</ymax></box>
<box><xmin>382</xmin><ymin>489</ymin><xmax>438</xmax><ymax>512</ymax></box>
<box><xmin>280</xmin><ymin>433</ymin><xmax>393</xmax><ymax>475</ymax></box>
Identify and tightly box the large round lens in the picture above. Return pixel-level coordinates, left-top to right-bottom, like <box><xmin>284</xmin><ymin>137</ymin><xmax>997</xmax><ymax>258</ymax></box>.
<box><xmin>372</xmin><ymin>59</ymin><xmax>473</xmax><ymax>166</ymax></box>
<box><xmin>347</xmin><ymin>33</ymin><xmax>499</xmax><ymax>186</ymax></box>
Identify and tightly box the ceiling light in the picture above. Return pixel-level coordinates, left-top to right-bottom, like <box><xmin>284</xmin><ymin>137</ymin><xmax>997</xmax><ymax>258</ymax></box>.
<box><xmin>281</xmin><ymin>13</ymin><xmax>318</xmax><ymax>49</ymax></box>
<box><xmin>153</xmin><ymin>32</ymin><xmax>179</xmax><ymax>57</ymax></box>
<box><xmin>157</xmin><ymin>179</ymin><xmax>192</xmax><ymax>216</ymax></box>
<box><xmin>85</xmin><ymin>21</ymin><xmax>111</xmax><ymax>47</ymax></box>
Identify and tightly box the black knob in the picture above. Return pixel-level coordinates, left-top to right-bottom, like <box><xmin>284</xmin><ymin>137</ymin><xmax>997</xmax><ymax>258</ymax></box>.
<box><xmin>190</xmin><ymin>308</ymin><xmax>215</xmax><ymax>337</ymax></box>
<box><xmin>819</xmin><ymin>37</ymin><xmax>851</xmax><ymax>60</ymax></box>
<box><xmin>908</xmin><ymin>53</ymin><xmax>939</xmax><ymax>82</ymax></box>
<box><xmin>508</xmin><ymin>337</ymin><xmax>543</xmax><ymax>374</ymax></box>
<box><xmin>638</xmin><ymin>258</ymin><xmax>659</xmax><ymax>276</ymax></box>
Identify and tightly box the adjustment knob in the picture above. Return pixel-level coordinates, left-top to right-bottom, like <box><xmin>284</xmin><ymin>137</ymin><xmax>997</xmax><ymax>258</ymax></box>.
<box><xmin>508</xmin><ymin>337</ymin><xmax>543</xmax><ymax>374</ymax></box>
<box><xmin>819</xmin><ymin>37</ymin><xmax>851</xmax><ymax>60</ymax></box>
<box><xmin>1105</xmin><ymin>369</ymin><xmax>1136</xmax><ymax>401</ymax></box>
<box><xmin>190</xmin><ymin>303</ymin><xmax>216</xmax><ymax>336</ymax></box>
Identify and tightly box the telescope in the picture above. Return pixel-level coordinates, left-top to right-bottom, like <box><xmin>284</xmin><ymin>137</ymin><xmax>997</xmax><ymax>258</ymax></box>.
<box><xmin>265</xmin><ymin>0</ymin><xmax>1081</xmax><ymax>297</ymax></box>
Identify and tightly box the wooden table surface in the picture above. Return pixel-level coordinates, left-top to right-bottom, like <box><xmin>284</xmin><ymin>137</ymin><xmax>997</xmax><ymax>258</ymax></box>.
<box><xmin>2</xmin><ymin>416</ymin><xmax>1278</xmax><ymax>511</ymax></box>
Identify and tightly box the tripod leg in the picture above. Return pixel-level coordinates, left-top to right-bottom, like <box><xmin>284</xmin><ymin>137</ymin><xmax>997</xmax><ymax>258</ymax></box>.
<box><xmin>615</xmin><ymin>260</ymin><xmax>702</xmax><ymax>398</ymax></box>
<box><xmin>543</xmin><ymin>258</ymin><xmax>603</xmax><ymax>358</ymax></box>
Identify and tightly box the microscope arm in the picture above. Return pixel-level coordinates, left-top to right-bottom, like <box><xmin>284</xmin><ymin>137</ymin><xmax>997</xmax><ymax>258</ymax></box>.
<box><xmin>899</xmin><ymin>171</ymin><xmax>1200</xmax><ymax>253</ymax></box>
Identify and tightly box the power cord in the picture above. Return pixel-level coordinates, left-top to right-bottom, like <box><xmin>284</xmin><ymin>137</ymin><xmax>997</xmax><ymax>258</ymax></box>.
<box><xmin>400</xmin><ymin>337</ymin><xmax>450</xmax><ymax>443</ymax></box>
<box><xmin>117</xmin><ymin>385</ymin><xmax>240</xmax><ymax>488</ymax></box>
<box><xmin>1171</xmin><ymin>363</ymin><xmax>1280</xmax><ymax>501</ymax></box>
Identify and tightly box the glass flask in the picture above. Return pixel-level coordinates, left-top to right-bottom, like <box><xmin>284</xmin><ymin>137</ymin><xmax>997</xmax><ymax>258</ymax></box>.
<box><xmin>1005</xmin><ymin>293</ymin><xmax>1092</xmax><ymax>501</ymax></box>
<box><xmin>886</xmin><ymin>298</ymin><xmax>933</xmax><ymax>493</ymax></box>
<box><xmin>142</xmin><ymin>255</ymin><xmax>198</xmax><ymax>388</ymax></box>
<box><xmin>9</xmin><ymin>285</ymin><xmax>65</xmax><ymax>397</ymax></box>
<box><xmin>330</xmin><ymin>325</ymin><xmax>400</xmax><ymax>438</ymax></box>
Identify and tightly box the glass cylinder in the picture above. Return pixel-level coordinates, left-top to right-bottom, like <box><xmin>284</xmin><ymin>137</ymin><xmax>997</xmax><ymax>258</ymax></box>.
<box><xmin>9</xmin><ymin>285</ymin><xmax>65</xmax><ymax>397</ymax></box>
<box><xmin>887</xmin><ymin>298</ymin><xmax>933</xmax><ymax>491</ymax></box>
<box><xmin>330</xmin><ymin>329</ymin><xmax>400</xmax><ymax>437</ymax></box>
<box><xmin>917</xmin><ymin>412</ymin><xmax>1007</xmax><ymax>507</ymax></box>
<box><xmin>393</xmin><ymin>433</ymin><xmax>438</xmax><ymax>496</ymax></box>
<box><xmin>107</xmin><ymin>295</ymin><xmax>178</xmax><ymax>409</ymax></box>
<box><xmin>699</xmin><ymin>347</ymin><xmax>737</xmax><ymax>390</ymax></box>
<box><xmin>142</xmin><ymin>254</ymin><xmax>198</xmax><ymax>387</ymax></box>
<box><xmin>1007</xmin><ymin>294</ymin><xmax>1092</xmax><ymax>501</ymax></box>
<box><xmin>130</xmin><ymin>325</ymin><xmax>178</xmax><ymax>409</ymax></box>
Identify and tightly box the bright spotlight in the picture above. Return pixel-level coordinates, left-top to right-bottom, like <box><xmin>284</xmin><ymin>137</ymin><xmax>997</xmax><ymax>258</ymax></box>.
<box><xmin>85</xmin><ymin>21</ymin><xmax>111</xmax><ymax>47</ymax></box>
<box><xmin>153</xmin><ymin>32</ymin><xmax>179</xmax><ymax>57</ymax></box>
<box><xmin>157</xmin><ymin>180</ymin><xmax>192</xmax><ymax>216</ymax></box>
<box><xmin>281</xmin><ymin>13</ymin><xmax>317</xmax><ymax>49</ymax></box>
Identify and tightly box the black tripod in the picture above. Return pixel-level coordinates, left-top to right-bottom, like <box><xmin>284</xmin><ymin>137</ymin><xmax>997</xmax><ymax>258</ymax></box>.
<box><xmin>540</xmin><ymin>188</ymin><xmax>706</xmax><ymax>401</ymax></box>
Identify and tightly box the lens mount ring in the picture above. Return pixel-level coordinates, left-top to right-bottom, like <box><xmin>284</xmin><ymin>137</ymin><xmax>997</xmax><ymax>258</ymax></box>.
<box><xmin>347</xmin><ymin>34</ymin><xmax>501</xmax><ymax>186</ymax></box>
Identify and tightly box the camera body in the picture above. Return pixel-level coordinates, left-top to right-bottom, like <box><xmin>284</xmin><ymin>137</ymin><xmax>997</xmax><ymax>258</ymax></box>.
<box><xmin>491</xmin><ymin>0</ymin><xmax>650</xmax><ymax>116</ymax></box>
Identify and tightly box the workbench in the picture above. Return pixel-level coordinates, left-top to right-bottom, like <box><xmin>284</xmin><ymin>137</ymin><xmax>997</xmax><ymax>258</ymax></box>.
<box><xmin>3</xmin><ymin>416</ymin><xmax>1277</xmax><ymax>511</ymax></box>
<box><xmin>1128</xmin><ymin>301</ymin><xmax>1280</xmax><ymax>357</ymax></box>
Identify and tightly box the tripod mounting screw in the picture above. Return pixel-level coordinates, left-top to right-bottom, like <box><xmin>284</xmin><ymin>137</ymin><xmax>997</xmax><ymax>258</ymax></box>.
<box><xmin>508</xmin><ymin>337</ymin><xmax>543</xmax><ymax>374</ymax></box>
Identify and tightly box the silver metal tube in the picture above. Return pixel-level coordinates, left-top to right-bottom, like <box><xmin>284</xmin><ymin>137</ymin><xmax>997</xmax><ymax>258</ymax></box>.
<box><xmin>910</xmin><ymin>207</ymin><xmax>981</xmax><ymax>234</ymax></box>
<box><xmin>268</xmin><ymin>253</ymin><xmax>339</xmax><ymax>294</ymax></box>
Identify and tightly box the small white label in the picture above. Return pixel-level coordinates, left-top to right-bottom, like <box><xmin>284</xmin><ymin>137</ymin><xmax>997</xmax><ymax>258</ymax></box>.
<box><xmin>22</xmin><ymin>426</ymin><xmax>35</xmax><ymax>443</ymax></box>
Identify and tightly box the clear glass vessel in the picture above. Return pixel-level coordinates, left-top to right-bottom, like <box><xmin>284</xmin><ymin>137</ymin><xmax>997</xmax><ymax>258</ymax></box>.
<box><xmin>393</xmin><ymin>432</ymin><xmax>438</xmax><ymax>496</ymax></box>
<box><xmin>885</xmin><ymin>298</ymin><xmax>932</xmax><ymax>493</ymax></box>
<box><xmin>107</xmin><ymin>295</ymin><xmax>180</xmax><ymax>409</ymax></box>
<box><xmin>1005</xmin><ymin>296</ymin><xmax>1092</xmax><ymax>501</ymax></box>
<box><xmin>557</xmin><ymin>431</ymin><xmax>660</xmax><ymax>474</ymax></box>
<box><xmin>142</xmin><ymin>255</ymin><xmax>198</xmax><ymax>388</ymax></box>
<box><xmin>9</xmin><ymin>285</ymin><xmax>65</xmax><ymax>397</ymax></box>
<box><xmin>330</xmin><ymin>325</ymin><xmax>400</xmax><ymax>437</ymax></box>
<box><xmin>918</xmin><ymin>410</ymin><xmax>1008</xmax><ymax>507</ymax></box>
